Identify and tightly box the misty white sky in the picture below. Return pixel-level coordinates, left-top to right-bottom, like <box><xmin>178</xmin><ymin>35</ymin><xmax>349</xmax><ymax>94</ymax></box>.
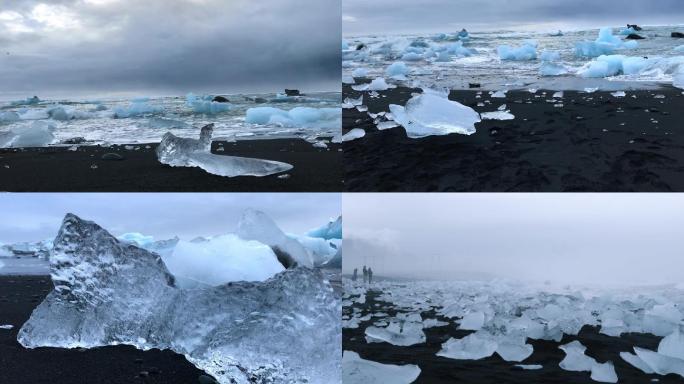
<box><xmin>343</xmin><ymin>0</ymin><xmax>684</xmax><ymax>35</ymax></box>
<box><xmin>0</xmin><ymin>193</ymin><xmax>340</xmax><ymax>243</ymax></box>
<box><xmin>344</xmin><ymin>194</ymin><xmax>684</xmax><ymax>286</ymax></box>
<box><xmin>0</xmin><ymin>0</ymin><xmax>340</xmax><ymax>98</ymax></box>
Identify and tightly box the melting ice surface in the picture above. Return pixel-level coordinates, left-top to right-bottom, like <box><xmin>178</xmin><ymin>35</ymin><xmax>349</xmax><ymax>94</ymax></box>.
<box><xmin>157</xmin><ymin>124</ymin><xmax>293</xmax><ymax>177</ymax></box>
<box><xmin>342</xmin><ymin>351</ymin><xmax>421</xmax><ymax>384</ymax></box>
<box><xmin>0</xmin><ymin>92</ymin><xmax>340</xmax><ymax>147</ymax></box>
<box><xmin>343</xmin><ymin>26</ymin><xmax>684</xmax><ymax>91</ymax></box>
<box><xmin>343</xmin><ymin>278</ymin><xmax>684</xmax><ymax>382</ymax></box>
<box><xmin>18</xmin><ymin>214</ymin><xmax>341</xmax><ymax>384</ymax></box>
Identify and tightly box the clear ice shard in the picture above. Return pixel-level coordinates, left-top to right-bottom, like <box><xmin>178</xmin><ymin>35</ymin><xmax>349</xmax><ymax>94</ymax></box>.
<box><xmin>343</xmin><ymin>351</ymin><xmax>420</xmax><ymax>384</ymax></box>
<box><xmin>157</xmin><ymin>124</ymin><xmax>292</xmax><ymax>177</ymax></box>
<box><xmin>389</xmin><ymin>90</ymin><xmax>480</xmax><ymax>138</ymax></box>
<box><xmin>18</xmin><ymin>214</ymin><xmax>341</xmax><ymax>384</ymax></box>
<box><xmin>364</xmin><ymin>319</ymin><xmax>426</xmax><ymax>346</ymax></box>
<box><xmin>236</xmin><ymin>208</ymin><xmax>313</xmax><ymax>268</ymax></box>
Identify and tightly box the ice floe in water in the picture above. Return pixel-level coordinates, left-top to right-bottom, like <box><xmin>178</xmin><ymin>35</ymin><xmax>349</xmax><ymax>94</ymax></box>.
<box><xmin>388</xmin><ymin>90</ymin><xmax>480</xmax><ymax>138</ymax></box>
<box><xmin>245</xmin><ymin>106</ymin><xmax>341</xmax><ymax>129</ymax></box>
<box><xmin>18</xmin><ymin>214</ymin><xmax>341</xmax><ymax>384</ymax></box>
<box><xmin>0</xmin><ymin>121</ymin><xmax>55</xmax><ymax>148</ymax></box>
<box><xmin>498</xmin><ymin>40</ymin><xmax>538</xmax><ymax>61</ymax></box>
<box><xmin>343</xmin><ymin>351</ymin><xmax>420</xmax><ymax>384</ymax></box>
<box><xmin>575</xmin><ymin>27</ymin><xmax>638</xmax><ymax>58</ymax></box>
<box><xmin>156</xmin><ymin>124</ymin><xmax>292</xmax><ymax>177</ymax></box>
<box><xmin>185</xmin><ymin>93</ymin><xmax>231</xmax><ymax>114</ymax></box>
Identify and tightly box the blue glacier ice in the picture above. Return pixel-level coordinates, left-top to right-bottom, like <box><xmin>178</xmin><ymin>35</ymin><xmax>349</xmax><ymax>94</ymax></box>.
<box><xmin>575</xmin><ymin>27</ymin><xmax>638</xmax><ymax>58</ymax></box>
<box><xmin>498</xmin><ymin>41</ymin><xmax>537</xmax><ymax>61</ymax></box>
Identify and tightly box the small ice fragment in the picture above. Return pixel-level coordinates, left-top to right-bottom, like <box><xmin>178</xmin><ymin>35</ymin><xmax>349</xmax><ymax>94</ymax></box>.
<box><xmin>356</xmin><ymin>105</ymin><xmax>369</xmax><ymax>112</ymax></box>
<box><xmin>491</xmin><ymin>90</ymin><xmax>507</xmax><ymax>98</ymax></box>
<box><xmin>559</xmin><ymin>341</ymin><xmax>596</xmax><ymax>372</ymax></box>
<box><xmin>332</xmin><ymin>128</ymin><xmax>366</xmax><ymax>143</ymax></box>
<box><xmin>591</xmin><ymin>361</ymin><xmax>618</xmax><ymax>383</ymax></box>
<box><xmin>0</xmin><ymin>324</ymin><xmax>13</xmax><ymax>330</ymax></box>
<box><xmin>376</xmin><ymin>121</ymin><xmax>399</xmax><ymax>130</ymax></box>
<box><xmin>584</xmin><ymin>87</ymin><xmax>599</xmax><ymax>93</ymax></box>
<box><xmin>516</xmin><ymin>364</ymin><xmax>542</xmax><ymax>370</ymax></box>
<box><xmin>611</xmin><ymin>91</ymin><xmax>626</xmax><ymax>98</ymax></box>
<box><xmin>553</xmin><ymin>91</ymin><xmax>564</xmax><ymax>98</ymax></box>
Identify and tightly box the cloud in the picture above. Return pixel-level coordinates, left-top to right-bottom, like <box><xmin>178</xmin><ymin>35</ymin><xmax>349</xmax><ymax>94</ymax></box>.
<box><xmin>0</xmin><ymin>0</ymin><xmax>341</xmax><ymax>96</ymax></box>
<box><xmin>343</xmin><ymin>0</ymin><xmax>684</xmax><ymax>35</ymax></box>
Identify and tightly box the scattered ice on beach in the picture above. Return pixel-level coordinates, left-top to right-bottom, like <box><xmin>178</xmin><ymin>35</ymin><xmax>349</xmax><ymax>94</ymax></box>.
<box><xmin>611</xmin><ymin>91</ymin><xmax>626</xmax><ymax>98</ymax></box>
<box><xmin>333</xmin><ymin>128</ymin><xmax>366</xmax><ymax>143</ymax></box>
<box><xmin>157</xmin><ymin>124</ymin><xmax>293</xmax><ymax>178</ymax></box>
<box><xmin>18</xmin><ymin>214</ymin><xmax>341</xmax><ymax>384</ymax></box>
<box><xmin>0</xmin><ymin>121</ymin><xmax>55</xmax><ymax>148</ymax></box>
<box><xmin>498</xmin><ymin>40</ymin><xmax>537</xmax><ymax>61</ymax></box>
<box><xmin>388</xmin><ymin>90</ymin><xmax>480</xmax><ymax>138</ymax></box>
<box><xmin>352</xmin><ymin>77</ymin><xmax>396</xmax><ymax>92</ymax></box>
<box><xmin>343</xmin><ymin>351</ymin><xmax>421</xmax><ymax>384</ymax></box>
<box><xmin>621</xmin><ymin>351</ymin><xmax>656</xmax><ymax>374</ymax></box>
<box><xmin>0</xmin><ymin>324</ymin><xmax>13</xmax><ymax>330</ymax></box>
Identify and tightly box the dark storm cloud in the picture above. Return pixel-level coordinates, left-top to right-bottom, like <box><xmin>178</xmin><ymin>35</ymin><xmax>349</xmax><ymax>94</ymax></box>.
<box><xmin>0</xmin><ymin>193</ymin><xmax>340</xmax><ymax>243</ymax></box>
<box><xmin>0</xmin><ymin>0</ymin><xmax>340</xmax><ymax>96</ymax></box>
<box><xmin>344</xmin><ymin>194</ymin><xmax>684</xmax><ymax>286</ymax></box>
<box><xmin>343</xmin><ymin>0</ymin><xmax>684</xmax><ymax>35</ymax></box>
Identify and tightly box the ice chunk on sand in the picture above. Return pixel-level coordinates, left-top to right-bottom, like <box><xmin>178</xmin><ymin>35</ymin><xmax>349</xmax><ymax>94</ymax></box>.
<box><xmin>164</xmin><ymin>234</ymin><xmax>285</xmax><ymax>286</ymax></box>
<box><xmin>343</xmin><ymin>351</ymin><xmax>420</xmax><ymax>384</ymax></box>
<box><xmin>516</xmin><ymin>364</ymin><xmax>542</xmax><ymax>370</ymax></box>
<box><xmin>459</xmin><ymin>312</ymin><xmax>485</xmax><ymax>330</ymax></box>
<box><xmin>389</xmin><ymin>90</ymin><xmax>480</xmax><ymax>138</ymax></box>
<box><xmin>352</xmin><ymin>77</ymin><xmax>396</xmax><ymax>92</ymax></box>
<box><xmin>498</xmin><ymin>40</ymin><xmax>537</xmax><ymax>61</ymax></box>
<box><xmin>236</xmin><ymin>208</ymin><xmax>313</xmax><ymax>268</ymax></box>
<box><xmin>386</xmin><ymin>62</ymin><xmax>410</xmax><ymax>80</ymax></box>
<box><xmin>611</xmin><ymin>91</ymin><xmax>626</xmax><ymax>97</ymax></box>
<box><xmin>18</xmin><ymin>214</ymin><xmax>341</xmax><ymax>384</ymax></box>
<box><xmin>559</xmin><ymin>341</ymin><xmax>596</xmax><ymax>372</ymax></box>
<box><xmin>634</xmin><ymin>347</ymin><xmax>684</xmax><ymax>378</ymax></box>
<box><xmin>343</xmin><ymin>95</ymin><xmax>363</xmax><ymax>109</ymax></box>
<box><xmin>591</xmin><ymin>361</ymin><xmax>618</xmax><ymax>383</ymax></box>
<box><xmin>365</xmin><ymin>319</ymin><xmax>426</xmax><ymax>346</ymax></box>
<box><xmin>481</xmin><ymin>110</ymin><xmax>515</xmax><ymax>121</ymax></box>
<box><xmin>620</xmin><ymin>351</ymin><xmax>655</xmax><ymax>374</ymax></box>
<box><xmin>157</xmin><ymin>124</ymin><xmax>292</xmax><ymax>177</ymax></box>
<box><xmin>0</xmin><ymin>324</ymin><xmax>13</xmax><ymax>330</ymax></box>
<box><xmin>185</xmin><ymin>93</ymin><xmax>230</xmax><ymax>114</ymax></box>
<box><xmin>437</xmin><ymin>333</ymin><xmax>498</xmax><ymax>360</ymax></box>
<box><xmin>333</xmin><ymin>128</ymin><xmax>366</xmax><ymax>143</ymax></box>
<box><xmin>0</xmin><ymin>121</ymin><xmax>56</xmax><ymax>148</ymax></box>
<box><xmin>659</xmin><ymin>328</ymin><xmax>684</xmax><ymax>360</ymax></box>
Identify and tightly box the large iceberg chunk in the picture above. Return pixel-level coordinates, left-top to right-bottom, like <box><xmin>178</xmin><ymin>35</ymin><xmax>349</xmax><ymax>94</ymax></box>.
<box><xmin>157</xmin><ymin>124</ymin><xmax>293</xmax><ymax>177</ymax></box>
<box><xmin>18</xmin><ymin>214</ymin><xmax>341</xmax><ymax>384</ymax></box>
<box><xmin>575</xmin><ymin>27</ymin><xmax>638</xmax><ymax>58</ymax></box>
<box><xmin>236</xmin><ymin>208</ymin><xmax>313</xmax><ymax>268</ymax></box>
<box><xmin>389</xmin><ymin>90</ymin><xmax>480</xmax><ymax>138</ymax></box>
<box><xmin>186</xmin><ymin>93</ymin><xmax>231</xmax><ymax>114</ymax></box>
<box><xmin>498</xmin><ymin>41</ymin><xmax>537</xmax><ymax>61</ymax></box>
<box><xmin>0</xmin><ymin>121</ymin><xmax>56</xmax><ymax>148</ymax></box>
<box><xmin>343</xmin><ymin>351</ymin><xmax>420</xmax><ymax>384</ymax></box>
<box><xmin>164</xmin><ymin>235</ymin><xmax>285</xmax><ymax>286</ymax></box>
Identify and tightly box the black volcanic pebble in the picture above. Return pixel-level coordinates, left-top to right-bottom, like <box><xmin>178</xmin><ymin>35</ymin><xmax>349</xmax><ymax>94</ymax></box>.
<box><xmin>101</xmin><ymin>153</ymin><xmax>125</xmax><ymax>161</ymax></box>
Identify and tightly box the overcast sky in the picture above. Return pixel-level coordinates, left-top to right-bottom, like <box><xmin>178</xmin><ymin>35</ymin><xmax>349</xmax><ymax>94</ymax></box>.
<box><xmin>343</xmin><ymin>0</ymin><xmax>684</xmax><ymax>35</ymax></box>
<box><xmin>0</xmin><ymin>0</ymin><xmax>340</xmax><ymax>99</ymax></box>
<box><xmin>344</xmin><ymin>194</ymin><xmax>684</xmax><ymax>287</ymax></box>
<box><xmin>0</xmin><ymin>193</ymin><xmax>340</xmax><ymax>243</ymax></box>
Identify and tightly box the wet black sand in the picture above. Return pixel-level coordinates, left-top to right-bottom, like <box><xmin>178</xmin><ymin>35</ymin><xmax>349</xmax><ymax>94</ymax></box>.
<box><xmin>343</xmin><ymin>84</ymin><xmax>684</xmax><ymax>192</ymax></box>
<box><xmin>0</xmin><ymin>138</ymin><xmax>341</xmax><ymax>192</ymax></box>
<box><xmin>0</xmin><ymin>276</ymin><xmax>210</xmax><ymax>384</ymax></box>
<box><xmin>343</xmin><ymin>290</ymin><xmax>684</xmax><ymax>383</ymax></box>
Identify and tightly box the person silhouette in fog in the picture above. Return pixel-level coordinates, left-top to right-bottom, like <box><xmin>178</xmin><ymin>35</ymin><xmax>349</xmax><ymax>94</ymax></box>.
<box><xmin>362</xmin><ymin>266</ymin><xmax>368</xmax><ymax>284</ymax></box>
<box><xmin>352</xmin><ymin>268</ymin><xmax>358</xmax><ymax>282</ymax></box>
<box><xmin>368</xmin><ymin>267</ymin><xmax>373</xmax><ymax>285</ymax></box>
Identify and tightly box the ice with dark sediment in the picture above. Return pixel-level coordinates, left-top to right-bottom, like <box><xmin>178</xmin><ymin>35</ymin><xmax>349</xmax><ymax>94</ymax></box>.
<box><xmin>343</xmin><ymin>351</ymin><xmax>420</xmax><ymax>384</ymax></box>
<box><xmin>18</xmin><ymin>214</ymin><xmax>341</xmax><ymax>384</ymax></box>
<box><xmin>156</xmin><ymin>123</ymin><xmax>293</xmax><ymax>177</ymax></box>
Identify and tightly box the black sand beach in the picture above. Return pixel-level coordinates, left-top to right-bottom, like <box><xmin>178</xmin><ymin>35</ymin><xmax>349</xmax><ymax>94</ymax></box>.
<box><xmin>0</xmin><ymin>276</ymin><xmax>211</xmax><ymax>384</ymax></box>
<box><xmin>343</xmin><ymin>289</ymin><xmax>684</xmax><ymax>384</ymax></box>
<box><xmin>0</xmin><ymin>138</ymin><xmax>341</xmax><ymax>192</ymax></box>
<box><xmin>343</xmin><ymin>84</ymin><xmax>684</xmax><ymax>192</ymax></box>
